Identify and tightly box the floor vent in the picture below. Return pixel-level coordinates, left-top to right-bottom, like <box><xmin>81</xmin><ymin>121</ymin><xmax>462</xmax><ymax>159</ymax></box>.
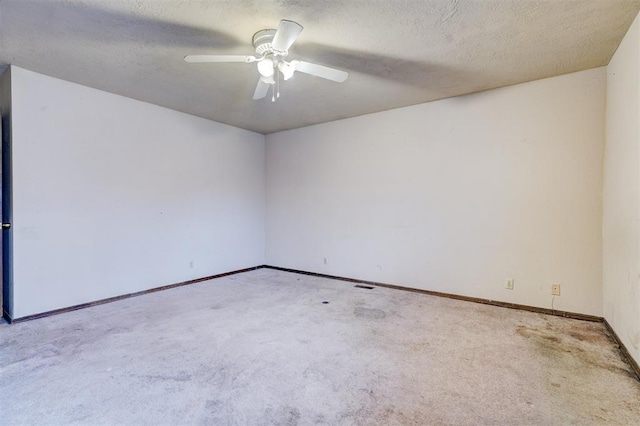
<box><xmin>354</xmin><ymin>285</ymin><xmax>375</xmax><ymax>289</ymax></box>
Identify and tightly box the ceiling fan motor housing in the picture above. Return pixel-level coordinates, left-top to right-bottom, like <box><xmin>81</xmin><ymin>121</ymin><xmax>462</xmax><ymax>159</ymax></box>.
<box><xmin>253</xmin><ymin>29</ymin><xmax>282</xmax><ymax>56</ymax></box>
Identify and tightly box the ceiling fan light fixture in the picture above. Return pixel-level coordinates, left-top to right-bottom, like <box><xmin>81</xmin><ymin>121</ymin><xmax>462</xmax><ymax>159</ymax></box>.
<box><xmin>278</xmin><ymin>61</ymin><xmax>295</xmax><ymax>80</ymax></box>
<box><xmin>257</xmin><ymin>57</ymin><xmax>274</xmax><ymax>77</ymax></box>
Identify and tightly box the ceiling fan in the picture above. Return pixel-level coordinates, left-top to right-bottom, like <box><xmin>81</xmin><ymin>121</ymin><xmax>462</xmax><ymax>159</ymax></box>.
<box><xmin>184</xmin><ymin>20</ymin><xmax>349</xmax><ymax>101</ymax></box>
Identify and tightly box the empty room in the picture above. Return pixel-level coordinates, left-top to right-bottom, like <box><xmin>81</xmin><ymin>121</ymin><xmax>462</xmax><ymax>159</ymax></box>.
<box><xmin>1</xmin><ymin>0</ymin><xmax>640</xmax><ymax>424</ymax></box>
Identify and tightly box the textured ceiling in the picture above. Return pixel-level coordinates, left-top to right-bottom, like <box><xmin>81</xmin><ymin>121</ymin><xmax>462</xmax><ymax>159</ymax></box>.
<box><xmin>0</xmin><ymin>0</ymin><xmax>638</xmax><ymax>134</ymax></box>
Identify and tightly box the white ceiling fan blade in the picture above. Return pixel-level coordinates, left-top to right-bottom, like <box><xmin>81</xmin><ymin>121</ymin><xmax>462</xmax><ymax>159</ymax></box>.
<box><xmin>271</xmin><ymin>20</ymin><xmax>303</xmax><ymax>52</ymax></box>
<box><xmin>253</xmin><ymin>78</ymin><xmax>271</xmax><ymax>100</ymax></box>
<box><xmin>184</xmin><ymin>55</ymin><xmax>257</xmax><ymax>63</ymax></box>
<box><xmin>291</xmin><ymin>60</ymin><xmax>349</xmax><ymax>83</ymax></box>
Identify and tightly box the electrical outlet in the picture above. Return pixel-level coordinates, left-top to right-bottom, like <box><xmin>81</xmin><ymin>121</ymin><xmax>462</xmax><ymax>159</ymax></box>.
<box><xmin>552</xmin><ymin>284</ymin><xmax>561</xmax><ymax>296</ymax></box>
<box><xmin>505</xmin><ymin>278</ymin><xmax>514</xmax><ymax>290</ymax></box>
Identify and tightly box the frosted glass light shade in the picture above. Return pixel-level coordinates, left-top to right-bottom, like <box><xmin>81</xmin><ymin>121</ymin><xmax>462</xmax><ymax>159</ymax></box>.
<box><xmin>257</xmin><ymin>58</ymin><xmax>274</xmax><ymax>77</ymax></box>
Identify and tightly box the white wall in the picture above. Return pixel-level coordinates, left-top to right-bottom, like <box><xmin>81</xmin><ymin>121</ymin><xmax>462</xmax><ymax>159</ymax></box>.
<box><xmin>266</xmin><ymin>68</ymin><xmax>605</xmax><ymax>316</ymax></box>
<box><xmin>603</xmin><ymin>13</ymin><xmax>640</xmax><ymax>365</ymax></box>
<box><xmin>10</xmin><ymin>67</ymin><xmax>265</xmax><ymax>319</ymax></box>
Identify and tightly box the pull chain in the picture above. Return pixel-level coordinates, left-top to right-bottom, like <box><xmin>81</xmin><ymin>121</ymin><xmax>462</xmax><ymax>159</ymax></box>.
<box><xmin>271</xmin><ymin>67</ymin><xmax>281</xmax><ymax>102</ymax></box>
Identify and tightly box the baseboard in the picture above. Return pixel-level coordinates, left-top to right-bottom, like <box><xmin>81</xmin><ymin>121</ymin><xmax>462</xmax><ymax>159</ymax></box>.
<box><xmin>603</xmin><ymin>319</ymin><xmax>640</xmax><ymax>382</ymax></box>
<box><xmin>265</xmin><ymin>265</ymin><xmax>640</xmax><ymax>381</ymax></box>
<box><xmin>2</xmin><ymin>309</ymin><xmax>11</xmax><ymax>324</ymax></box>
<box><xmin>263</xmin><ymin>265</ymin><xmax>602</xmax><ymax>322</ymax></box>
<box><xmin>9</xmin><ymin>265</ymin><xmax>265</xmax><ymax>323</ymax></box>
<box><xmin>6</xmin><ymin>263</ymin><xmax>640</xmax><ymax>383</ymax></box>
<box><xmin>6</xmin><ymin>264</ymin><xmax>603</xmax><ymax>324</ymax></box>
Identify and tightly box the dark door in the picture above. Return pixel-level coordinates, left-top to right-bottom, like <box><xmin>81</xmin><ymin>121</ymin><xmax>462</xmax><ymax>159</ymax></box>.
<box><xmin>1</xmin><ymin>113</ymin><xmax>12</xmax><ymax>320</ymax></box>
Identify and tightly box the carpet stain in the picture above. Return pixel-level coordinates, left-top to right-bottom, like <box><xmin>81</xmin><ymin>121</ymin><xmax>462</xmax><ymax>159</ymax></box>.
<box><xmin>567</xmin><ymin>328</ymin><xmax>609</xmax><ymax>343</ymax></box>
<box><xmin>354</xmin><ymin>307</ymin><xmax>386</xmax><ymax>320</ymax></box>
<box><xmin>516</xmin><ymin>326</ymin><xmax>562</xmax><ymax>344</ymax></box>
<box><xmin>515</xmin><ymin>324</ymin><xmax>636</xmax><ymax>379</ymax></box>
<box><xmin>205</xmin><ymin>399</ymin><xmax>222</xmax><ymax>411</ymax></box>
